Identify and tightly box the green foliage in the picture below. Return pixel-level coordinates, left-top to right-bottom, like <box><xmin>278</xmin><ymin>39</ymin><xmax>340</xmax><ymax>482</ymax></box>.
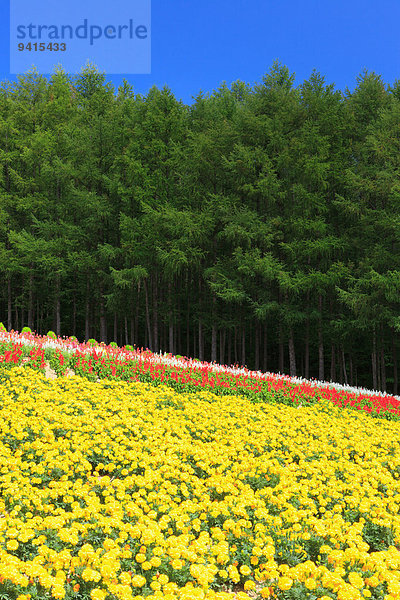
<box><xmin>46</xmin><ymin>331</ymin><xmax>57</xmax><ymax>340</ymax></box>
<box><xmin>362</xmin><ymin>521</ymin><xmax>395</xmax><ymax>552</ymax></box>
<box><xmin>1</xmin><ymin>63</ymin><xmax>400</xmax><ymax>394</ymax></box>
<box><xmin>0</xmin><ymin>323</ymin><xmax>6</xmax><ymax>332</ymax></box>
<box><xmin>21</xmin><ymin>327</ymin><xmax>32</xmax><ymax>334</ymax></box>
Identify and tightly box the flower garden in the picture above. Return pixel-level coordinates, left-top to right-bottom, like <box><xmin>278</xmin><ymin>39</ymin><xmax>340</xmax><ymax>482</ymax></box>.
<box><xmin>0</xmin><ymin>331</ymin><xmax>400</xmax><ymax>600</ymax></box>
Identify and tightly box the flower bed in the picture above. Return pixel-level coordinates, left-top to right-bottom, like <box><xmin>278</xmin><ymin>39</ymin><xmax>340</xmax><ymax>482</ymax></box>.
<box><xmin>0</xmin><ymin>330</ymin><xmax>399</xmax><ymax>420</ymax></box>
<box><xmin>0</xmin><ymin>368</ymin><xmax>399</xmax><ymax>599</ymax></box>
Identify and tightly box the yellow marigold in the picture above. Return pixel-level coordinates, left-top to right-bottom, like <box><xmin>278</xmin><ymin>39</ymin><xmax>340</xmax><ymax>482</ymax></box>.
<box><xmin>365</xmin><ymin>575</ymin><xmax>379</xmax><ymax>588</ymax></box>
<box><xmin>135</xmin><ymin>553</ymin><xmax>146</xmax><ymax>564</ymax></box>
<box><xmin>6</xmin><ymin>539</ymin><xmax>19</xmax><ymax>551</ymax></box>
<box><xmin>51</xmin><ymin>584</ymin><xmax>66</xmax><ymax>599</ymax></box>
<box><xmin>131</xmin><ymin>575</ymin><xmax>146</xmax><ymax>587</ymax></box>
<box><xmin>278</xmin><ymin>577</ymin><xmax>293</xmax><ymax>591</ymax></box>
<box><xmin>239</xmin><ymin>564</ymin><xmax>251</xmax><ymax>576</ymax></box>
<box><xmin>244</xmin><ymin>580</ymin><xmax>256</xmax><ymax>591</ymax></box>
<box><xmin>91</xmin><ymin>590</ymin><xmax>107</xmax><ymax>600</ymax></box>
<box><xmin>171</xmin><ymin>558</ymin><xmax>183</xmax><ymax>570</ymax></box>
<box><xmin>305</xmin><ymin>578</ymin><xmax>317</xmax><ymax>590</ymax></box>
<box><xmin>348</xmin><ymin>572</ymin><xmax>364</xmax><ymax>589</ymax></box>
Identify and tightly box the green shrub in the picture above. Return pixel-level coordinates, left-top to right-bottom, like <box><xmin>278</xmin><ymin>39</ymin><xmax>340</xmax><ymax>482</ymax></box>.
<box><xmin>87</xmin><ymin>339</ymin><xmax>98</xmax><ymax>347</ymax></box>
<box><xmin>21</xmin><ymin>327</ymin><xmax>32</xmax><ymax>334</ymax></box>
<box><xmin>125</xmin><ymin>345</ymin><xmax>134</xmax><ymax>352</ymax></box>
<box><xmin>0</xmin><ymin>322</ymin><xmax>6</xmax><ymax>332</ymax></box>
<box><xmin>46</xmin><ymin>331</ymin><xmax>57</xmax><ymax>340</ymax></box>
<box><xmin>109</xmin><ymin>342</ymin><xmax>118</xmax><ymax>348</ymax></box>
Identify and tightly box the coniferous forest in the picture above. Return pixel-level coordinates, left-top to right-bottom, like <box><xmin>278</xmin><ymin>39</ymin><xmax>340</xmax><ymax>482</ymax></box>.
<box><xmin>1</xmin><ymin>61</ymin><xmax>400</xmax><ymax>393</ymax></box>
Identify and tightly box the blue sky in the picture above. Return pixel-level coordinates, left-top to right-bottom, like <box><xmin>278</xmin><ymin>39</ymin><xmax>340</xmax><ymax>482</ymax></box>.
<box><xmin>2</xmin><ymin>0</ymin><xmax>400</xmax><ymax>103</ymax></box>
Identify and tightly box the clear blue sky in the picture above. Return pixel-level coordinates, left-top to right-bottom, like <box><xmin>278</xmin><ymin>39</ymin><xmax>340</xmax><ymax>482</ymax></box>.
<box><xmin>2</xmin><ymin>0</ymin><xmax>400</xmax><ymax>103</ymax></box>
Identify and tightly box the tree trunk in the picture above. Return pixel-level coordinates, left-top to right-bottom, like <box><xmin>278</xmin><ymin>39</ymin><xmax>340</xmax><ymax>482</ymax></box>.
<box><xmin>377</xmin><ymin>346</ymin><xmax>381</xmax><ymax>391</ymax></box>
<box><xmin>7</xmin><ymin>278</ymin><xmax>12</xmax><ymax>331</ymax></box>
<box><xmin>211</xmin><ymin>294</ymin><xmax>217</xmax><ymax>362</ymax></box>
<box><xmin>279</xmin><ymin>324</ymin><xmax>284</xmax><ymax>373</ymax></box>
<box><xmin>219</xmin><ymin>328</ymin><xmax>226</xmax><ymax>365</ymax></box>
<box><xmin>372</xmin><ymin>330</ymin><xmax>377</xmax><ymax>390</ymax></box>
<box><xmin>234</xmin><ymin>326</ymin><xmax>238</xmax><ymax>364</ymax></box>
<box><xmin>304</xmin><ymin>318</ymin><xmax>310</xmax><ymax>379</ymax></box>
<box><xmin>198</xmin><ymin>320</ymin><xmax>203</xmax><ymax>361</ymax></box>
<box><xmin>241</xmin><ymin>325</ymin><xmax>246</xmax><ymax>366</ymax></box>
<box><xmin>153</xmin><ymin>276</ymin><xmax>159</xmax><ymax>352</ymax></box>
<box><xmin>263</xmin><ymin>323</ymin><xmax>268</xmax><ymax>372</ymax></box>
<box><xmin>227</xmin><ymin>329</ymin><xmax>232</xmax><ymax>366</ymax></box>
<box><xmin>55</xmin><ymin>274</ymin><xmax>61</xmax><ymax>337</ymax></box>
<box><xmin>381</xmin><ymin>347</ymin><xmax>386</xmax><ymax>391</ymax></box>
<box><xmin>168</xmin><ymin>281</ymin><xmax>174</xmax><ymax>355</ymax></box>
<box><xmin>177</xmin><ymin>284</ymin><xmax>182</xmax><ymax>355</ymax></box>
<box><xmin>318</xmin><ymin>295</ymin><xmax>324</xmax><ymax>381</ymax></box>
<box><xmin>28</xmin><ymin>271</ymin><xmax>34</xmax><ymax>330</ymax></box>
<box><xmin>144</xmin><ymin>279</ymin><xmax>153</xmax><ymax>350</ymax></box>
<box><xmin>288</xmin><ymin>329</ymin><xmax>296</xmax><ymax>376</ymax></box>
<box><xmin>254</xmin><ymin>323</ymin><xmax>260</xmax><ymax>371</ymax></box>
<box><xmin>125</xmin><ymin>316</ymin><xmax>129</xmax><ymax>346</ymax></box>
<box><xmin>99</xmin><ymin>284</ymin><xmax>107</xmax><ymax>343</ymax></box>
<box><xmin>349</xmin><ymin>353</ymin><xmax>353</xmax><ymax>386</ymax></box>
<box><xmin>380</xmin><ymin>327</ymin><xmax>386</xmax><ymax>392</ymax></box>
<box><xmin>342</xmin><ymin>348</ymin><xmax>348</xmax><ymax>385</ymax></box>
<box><xmin>330</xmin><ymin>344</ymin><xmax>336</xmax><ymax>381</ymax></box>
<box><xmin>113</xmin><ymin>313</ymin><xmax>117</xmax><ymax>343</ymax></box>
<box><xmin>85</xmin><ymin>278</ymin><xmax>90</xmax><ymax>341</ymax></box>
<box><xmin>72</xmin><ymin>291</ymin><xmax>77</xmax><ymax>337</ymax></box>
<box><xmin>186</xmin><ymin>284</ymin><xmax>190</xmax><ymax>357</ymax></box>
<box><xmin>392</xmin><ymin>328</ymin><xmax>398</xmax><ymax>395</ymax></box>
<box><xmin>135</xmin><ymin>282</ymin><xmax>141</xmax><ymax>346</ymax></box>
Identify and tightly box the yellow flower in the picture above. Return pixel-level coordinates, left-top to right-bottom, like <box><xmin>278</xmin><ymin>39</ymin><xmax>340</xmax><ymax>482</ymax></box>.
<box><xmin>6</xmin><ymin>539</ymin><xmax>19</xmax><ymax>551</ymax></box>
<box><xmin>171</xmin><ymin>558</ymin><xmax>183</xmax><ymax>570</ymax></box>
<box><xmin>278</xmin><ymin>577</ymin><xmax>293</xmax><ymax>591</ymax></box>
<box><xmin>244</xmin><ymin>580</ymin><xmax>256</xmax><ymax>591</ymax></box>
<box><xmin>131</xmin><ymin>575</ymin><xmax>146</xmax><ymax>587</ymax></box>
<box><xmin>305</xmin><ymin>578</ymin><xmax>317</xmax><ymax>590</ymax></box>
<box><xmin>239</xmin><ymin>564</ymin><xmax>251</xmax><ymax>576</ymax></box>
<box><xmin>348</xmin><ymin>572</ymin><xmax>364</xmax><ymax>589</ymax></box>
<box><xmin>91</xmin><ymin>591</ymin><xmax>107</xmax><ymax>600</ymax></box>
<box><xmin>135</xmin><ymin>553</ymin><xmax>146</xmax><ymax>563</ymax></box>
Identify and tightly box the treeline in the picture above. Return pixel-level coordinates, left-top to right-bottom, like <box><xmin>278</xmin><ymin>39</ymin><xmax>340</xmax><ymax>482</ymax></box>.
<box><xmin>1</xmin><ymin>62</ymin><xmax>400</xmax><ymax>392</ymax></box>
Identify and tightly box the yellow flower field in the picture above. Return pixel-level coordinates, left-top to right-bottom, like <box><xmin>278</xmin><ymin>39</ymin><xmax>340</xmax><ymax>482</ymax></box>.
<box><xmin>0</xmin><ymin>367</ymin><xmax>400</xmax><ymax>600</ymax></box>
